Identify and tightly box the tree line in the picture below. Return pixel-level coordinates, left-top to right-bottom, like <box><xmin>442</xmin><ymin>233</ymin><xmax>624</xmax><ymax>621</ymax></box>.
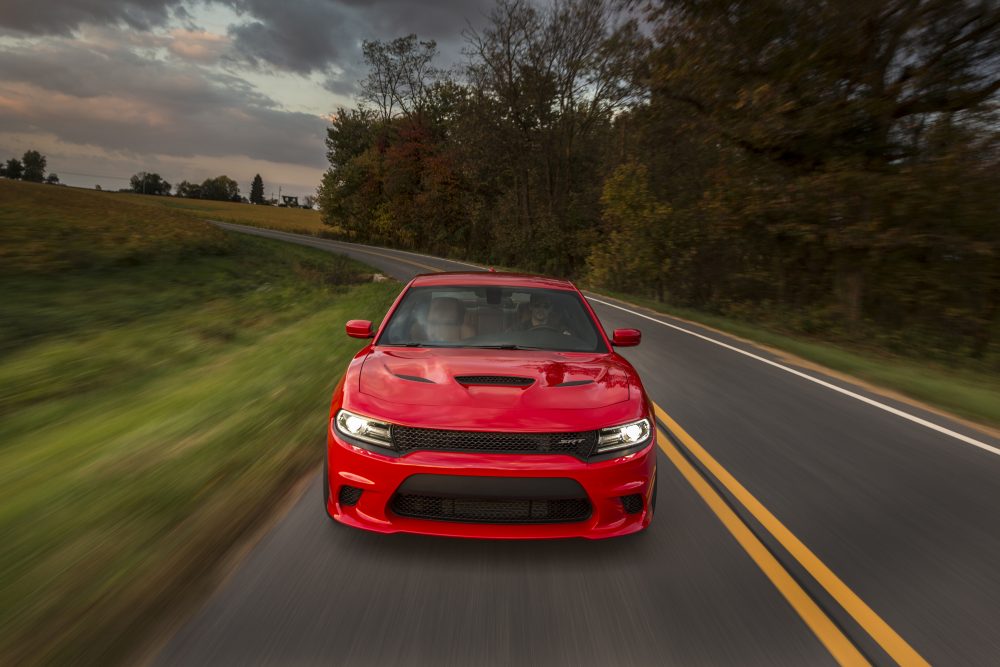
<box><xmin>2</xmin><ymin>150</ymin><xmax>59</xmax><ymax>184</ymax></box>
<box><xmin>0</xmin><ymin>156</ymin><xmax>289</xmax><ymax>207</ymax></box>
<box><xmin>125</xmin><ymin>171</ymin><xmax>312</xmax><ymax>206</ymax></box>
<box><xmin>318</xmin><ymin>0</ymin><xmax>999</xmax><ymax>366</ymax></box>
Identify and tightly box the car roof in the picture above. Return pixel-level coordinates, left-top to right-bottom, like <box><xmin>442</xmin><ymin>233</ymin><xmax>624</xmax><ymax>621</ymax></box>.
<box><xmin>410</xmin><ymin>271</ymin><xmax>577</xmax><ymax>290</ymax></box>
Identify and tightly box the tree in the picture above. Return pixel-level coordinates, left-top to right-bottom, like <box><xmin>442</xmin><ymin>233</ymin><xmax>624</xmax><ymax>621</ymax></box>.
<box><xmin>250</xmin><ymin>174</ymin><xmax>265</xmax><ymax>204</ymax></box>
<box><xmin>312</xmin><ymin>0</ymin><xmax>998</xmax><ymax>364</ymax></box>
<box><xmin>129</xmin><ymin>171</ymin><xmax>171</xmax><ymax>196</ymax></box>
<box><xmin>21</xmin><ymin>150</ymin><xmax>46</xmax><ymax>182</ymax></box>
<box><xmin>45</xmin><ymin>173</ymin><xmax>60</xmax><ymax>184</ymax></box>
<box><xmin>199</xmin><ymin>175</ymin><xmax>240</xmax><ymax>201</ymax></box>
<box><xmin>5</xmin><ymin>158</ymin><xmax>23</xmax><ymax>180</ymax></box>
<box><xmin>587</xmin><ymin>163</ymin><xmax>672</xmax><ymax>299</ymax></box>
<box><xmin>645</xmin><ymin>0</ymin><xmax>1000</xmax><ymax>325</ymax></box>
<box><xmin>175</xmin><ymin>180</ymin><xmax>202</xmax><ymax>198</ymax></box>
<box><xmin>360</xmin><ymin>35</ymin><xmax>439</xmax><ymax>122</ymax></box>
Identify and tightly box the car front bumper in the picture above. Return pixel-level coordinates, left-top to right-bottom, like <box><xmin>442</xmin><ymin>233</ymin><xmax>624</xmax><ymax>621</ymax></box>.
<box><xmin>325</xmin><ymin>428</ymin><xmax>657</xmax><ymax>539</ymax></box>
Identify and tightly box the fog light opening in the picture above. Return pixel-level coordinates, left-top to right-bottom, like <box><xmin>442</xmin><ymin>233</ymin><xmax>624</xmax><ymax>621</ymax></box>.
<box><xmin>339</xmin><ymin>485</ymin><xmax>363</xmax><ymax>506</ymax></box>
<box><xmin>620</xmin><ymin>494</ymin><xmax>643</xmax><ymax>514</ymax></box>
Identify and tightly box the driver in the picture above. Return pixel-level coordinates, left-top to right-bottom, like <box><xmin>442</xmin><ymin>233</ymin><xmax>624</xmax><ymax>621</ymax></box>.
<box><xmin>528</xmin><ymin>293</ymin><xmax>555</xmax><ymax>328</ymax></box>
<box><xmin>519</xmin><ymin>293</ymin><xmax>571</xmax><ymax>335</ymax></box>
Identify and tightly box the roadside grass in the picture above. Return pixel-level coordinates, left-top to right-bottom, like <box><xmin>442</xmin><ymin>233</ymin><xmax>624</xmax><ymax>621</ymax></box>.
<box><xmin>591</xmin><ymin>289</ymin><xmax>1000</xmax><ymax>428</ymax></box>
<box><xmin>101</xmin><ymin>188</ymin><xmax>334</xmax><ymax>235</ymax></box>
<box><xmin>0</xmin><ymin>181</ymin><xmax>400</xmax><ymax>665</ymax></box>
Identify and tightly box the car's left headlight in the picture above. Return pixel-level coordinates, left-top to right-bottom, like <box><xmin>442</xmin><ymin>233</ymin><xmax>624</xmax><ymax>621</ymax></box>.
<box><xmin>333</xmin><ymin>409</ymin><xmax>393</xmax><ymax>448</ymax></box>
<box><xmin>596</xmin><ymin>418</ymin><xmax>651</xmax><ymax>454</ymax></box>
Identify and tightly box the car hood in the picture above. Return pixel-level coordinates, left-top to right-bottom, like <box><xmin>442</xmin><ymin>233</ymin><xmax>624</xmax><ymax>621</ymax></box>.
<box><xmin>358</xmin><ymin>347</ymin><xmax>631</xmax><ymax>410</ymax></box>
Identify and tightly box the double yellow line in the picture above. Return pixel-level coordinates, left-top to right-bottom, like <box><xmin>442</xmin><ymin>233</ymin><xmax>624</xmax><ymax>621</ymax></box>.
<box><xmin>652</xmin><ymin>402</ymin><xmax>928</xmax><ymax>667</ymax></box>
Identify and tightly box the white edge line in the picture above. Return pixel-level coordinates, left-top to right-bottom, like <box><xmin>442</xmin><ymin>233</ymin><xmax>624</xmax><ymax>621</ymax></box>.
<box><xmin>587</xmin><ymin>296</ymin><xmax>1000</xmax><ymax>458</ymax></box>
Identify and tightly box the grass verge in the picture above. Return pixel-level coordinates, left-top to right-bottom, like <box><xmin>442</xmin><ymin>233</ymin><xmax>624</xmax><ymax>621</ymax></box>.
<box><xmin>1</xmin><ymin>181</ymin><xmax>400</xmax><ymax>665</ymax></box>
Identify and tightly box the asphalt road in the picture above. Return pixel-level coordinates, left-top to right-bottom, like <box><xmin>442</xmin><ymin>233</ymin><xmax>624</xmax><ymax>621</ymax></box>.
<box><xmin>156</xmin><ymin>222</ymin><xmax>1000</xmax><ymax>666</ymax></box>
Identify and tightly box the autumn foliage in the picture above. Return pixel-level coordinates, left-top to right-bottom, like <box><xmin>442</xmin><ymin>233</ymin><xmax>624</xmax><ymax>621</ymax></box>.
<box><xmin>319</xmin><ymin>0</ymin><xmax>999</xmax><ymax>367</ymax></box>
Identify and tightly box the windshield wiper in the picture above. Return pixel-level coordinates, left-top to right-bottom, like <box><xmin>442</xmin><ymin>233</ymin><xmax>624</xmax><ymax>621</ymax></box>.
<box><xmin>469</xmin><ymin>344</ymin><xmax>543</xmax><ymax>350</ymax></box>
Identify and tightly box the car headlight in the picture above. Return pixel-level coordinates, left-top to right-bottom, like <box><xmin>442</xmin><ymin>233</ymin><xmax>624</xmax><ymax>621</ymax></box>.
<box><xmin>333</xmin><ymin>409</ymin><xmax>393</xmax><ymax>448</ymax></box>
<box><xmin>596</xmin><ymin>418</ymin><xmax>651</xmax><ymax>454</ymax></box>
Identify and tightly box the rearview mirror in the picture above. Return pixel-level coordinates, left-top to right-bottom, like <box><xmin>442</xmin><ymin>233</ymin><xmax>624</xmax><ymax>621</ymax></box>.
<box><xmin>612</xmin><ymin>328</ymin><xmax>641</xmax><ymax>347</ymax></box>
<box><xmin>346</xmin><ymin>320</ymin><xmax>374</xmax><ymax>339</ymax></box>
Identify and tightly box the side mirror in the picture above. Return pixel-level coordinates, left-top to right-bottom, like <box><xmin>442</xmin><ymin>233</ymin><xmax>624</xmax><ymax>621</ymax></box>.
<box><xmin>612</xmin><ymin>328</ymin><xmax>641</xmax><ymax>347</ymax></box>
<box><xmin>346</xmin><ymin>320</ymin><xmax>374</xmax><ymax>339</ymax></box>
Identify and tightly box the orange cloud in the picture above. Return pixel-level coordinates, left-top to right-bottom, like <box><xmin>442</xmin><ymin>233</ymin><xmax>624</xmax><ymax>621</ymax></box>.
<box><xmin>0</xmin><ymin>81</ymin><xmax>172</xmax><ymax>127</ymax></box>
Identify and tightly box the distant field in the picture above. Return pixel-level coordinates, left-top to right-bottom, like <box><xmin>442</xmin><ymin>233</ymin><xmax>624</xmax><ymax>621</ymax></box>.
<box><xmin>0</xmin><ymin>180</ymin><xmax>397</xmax><ymax>665</ymax></box>
<box><xmin>101</xmin><ymin>188</ymin><xmax>333</xmax><ymax>235</ymax></box>
<box><xmin>0</xmin><ymin>181</ymin><xmax>231</xmax><ymax>274</ymax></box>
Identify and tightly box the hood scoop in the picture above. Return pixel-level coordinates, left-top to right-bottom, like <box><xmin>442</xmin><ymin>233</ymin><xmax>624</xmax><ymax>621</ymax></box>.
<box><xmin>392</xmin><ymin>372</ymin><xmax>435</xmax><ymax>383</ymax></box>
<box><xmin>455</xmin><ymin>375</ymin><xmax>535</xmax><ymax>387</ymax></box>
<box><xmin>552</xmin><ymin>379</ymin><xmax>595</xmax><ymax>387</ymax></box>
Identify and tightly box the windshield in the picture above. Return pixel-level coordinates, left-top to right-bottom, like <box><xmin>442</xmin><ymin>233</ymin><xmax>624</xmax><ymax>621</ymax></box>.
<box><xmin>377</xmin><ymin>285</ymin><xmax>608</xmax><ymax>353</ymax></box>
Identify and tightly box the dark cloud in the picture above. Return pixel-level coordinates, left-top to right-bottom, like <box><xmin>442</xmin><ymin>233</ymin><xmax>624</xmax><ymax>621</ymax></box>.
<box><xmin>223</xmin><ymin>0</ymin><xmax>495</xmax><ymax>74</ymax></box>
<box><xmin>0</xmin><ymin>0</ymin><xmax>184</xmax><ymax>35</ymax></box>
<box><xmin>225</xmin><ymin>0</ymin><xmax>351</xmax><ymax>75</ymax></box>
<box><xmin>322</xmin><ymin>72</ymin><xmax>362</xmax><ymax>98</ymax></box>
<box><xmin>1</xmin><ymin>0</ymin><xmax>495</xmax><ymax>72</ymax></box>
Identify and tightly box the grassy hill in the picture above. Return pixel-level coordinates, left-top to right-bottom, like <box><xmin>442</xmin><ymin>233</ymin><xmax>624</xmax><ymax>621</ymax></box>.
<box><xmin>0</xmin><ymin>179</ymin><xmax>398</xmax><ymax>665</ymax></box>
<box><xmin>102</xmin><ymin>188</ymin><xmax>332</xmax><ymax>235</ymax></box>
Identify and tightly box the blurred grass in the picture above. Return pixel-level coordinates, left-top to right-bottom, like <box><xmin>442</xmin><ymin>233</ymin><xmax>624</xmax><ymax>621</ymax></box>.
<box><xmin>592</xmin><ymin>289</ymin><xmax>1000</xmax><ymax>428</ymax></box>
<box><xmin>0</xmin><ymin>180</ymin><xmax>399</xmax><ymax>665</ymax></box>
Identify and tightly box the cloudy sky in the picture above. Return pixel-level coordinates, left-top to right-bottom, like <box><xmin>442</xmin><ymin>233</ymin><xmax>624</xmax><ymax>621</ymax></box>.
<box><xmin>0</xmin><ymin>0</ymin><xmax>495</xmax><ymax>196</ymax></box>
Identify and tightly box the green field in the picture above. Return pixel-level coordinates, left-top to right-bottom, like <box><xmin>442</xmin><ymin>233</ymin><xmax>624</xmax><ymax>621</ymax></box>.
<box><xmin>0</xmin><ymin>180</ymin><xmax>399</xmax><ymax>665</ymax></box>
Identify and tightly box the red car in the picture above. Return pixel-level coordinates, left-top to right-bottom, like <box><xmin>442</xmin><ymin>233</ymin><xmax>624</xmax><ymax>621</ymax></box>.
<box><xmin>323</xmin><ymin>272</ymin><xmax>656</xmax><ymax>539</ymax></box>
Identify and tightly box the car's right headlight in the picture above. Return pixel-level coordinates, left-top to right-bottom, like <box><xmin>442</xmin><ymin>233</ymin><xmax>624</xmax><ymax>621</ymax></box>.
<box><xmin>595</xmin><ymin>418</ymin><xmax>651</xmax><ymax>454</ymax></box>
<box><xmin>333</xmin><ymin>409</ymin><xmax>393</xmax><ymax>448</ymax></box>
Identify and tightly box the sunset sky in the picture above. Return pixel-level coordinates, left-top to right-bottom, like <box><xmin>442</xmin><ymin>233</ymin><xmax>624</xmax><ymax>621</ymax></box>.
<box><xmin>0</xmin><ymin>0</ymin><xmax>494</xmax><ymax>197</ymax></box>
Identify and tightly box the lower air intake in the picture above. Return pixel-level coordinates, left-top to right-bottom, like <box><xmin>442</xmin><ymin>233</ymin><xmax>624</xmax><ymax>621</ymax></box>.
<box><xmin>620</xmin><ymin>494</ymin><xmax>644</xmax><ymax>514</ymax></box>
<box><xmin>391</xmin><ymin>494</ymin><xmax>591</xmax><ymax>524</ymax></box>
<box><xmin>338</xmin><ymin>485</ymin><xmax>363</xmax><ymax>506</ymax></box>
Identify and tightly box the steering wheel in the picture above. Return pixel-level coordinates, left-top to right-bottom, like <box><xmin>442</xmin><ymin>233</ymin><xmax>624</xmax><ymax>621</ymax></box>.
<box><xmin>528</xmin><ymin>324</ymin><xmax>561</xmax><ymax>333</ymax></box>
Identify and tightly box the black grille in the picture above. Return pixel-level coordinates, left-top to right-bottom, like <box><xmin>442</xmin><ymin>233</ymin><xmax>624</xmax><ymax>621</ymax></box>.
<box><xmin>454</xmin><ymin>375</ymin><xmax>534</xmax><ymax>386</ymax></box>
<box><xmin>621</xmin><ymin>494</ymin><xmax>644</xmax><ymax>514</ymax></box>
<box><xmin>391</xmin><ymin>426</ymin><xmax>596</xmax><ymax>458</ymax></box>
<box><xmin>392</xmin><ymin>494</ymin><xmax>591</xmax><ymax>524</ymax></box>
<box><xmin>338</xmin><ymin>485</ymin><xmax>363</xmax><ymax>506</ymax></box>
